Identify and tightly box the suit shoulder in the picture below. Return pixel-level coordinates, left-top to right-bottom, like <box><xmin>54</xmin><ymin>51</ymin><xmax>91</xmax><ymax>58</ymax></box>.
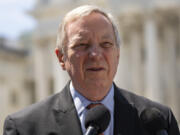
<box><xmin>115</xmin><ymin>86</ymin><xmax>170</xmax><ymax>116</ymax></box>
<box><xmin>9</xmin><ymin>92</ymin><xmax>61</xmax><ymax>121</ymax></box>
<box><xmin>115</xmin><ymin>86</ymin><xmax>180</xmax><ymax>134</ymax></box>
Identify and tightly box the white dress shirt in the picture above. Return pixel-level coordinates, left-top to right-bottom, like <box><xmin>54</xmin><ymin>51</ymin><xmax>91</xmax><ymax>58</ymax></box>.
<box><xmin>70</xmin><ymin>82</ymin><xmax>114</xmax><ymax>135</ymax></box>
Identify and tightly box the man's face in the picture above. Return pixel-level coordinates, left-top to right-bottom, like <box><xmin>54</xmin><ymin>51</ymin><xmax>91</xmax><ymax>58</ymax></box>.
<box><xmin>56</xmin><ymin>12</ymin><xmax>119</xmax><ymax>97</ymax></box>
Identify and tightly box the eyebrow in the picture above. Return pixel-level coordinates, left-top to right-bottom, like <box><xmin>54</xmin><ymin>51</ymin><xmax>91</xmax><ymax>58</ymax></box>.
<box><xmin>68</xmin><ymin>35</ymin><xmax>87</xmax><ymax>47</ymax></box>
<box><xmin>69</xmin><ymin>30</ymin><xmax>89</xmax><ymax>42</ymax></box>
<box><xmin>101</xmin><ymin>33</ymin><xmax>114</xmax><ymax>40</ymax></box>
<box><xmin>71</xmin><ymin>34</ymin><xmax>82</xmax><ymax>42</ymax></box>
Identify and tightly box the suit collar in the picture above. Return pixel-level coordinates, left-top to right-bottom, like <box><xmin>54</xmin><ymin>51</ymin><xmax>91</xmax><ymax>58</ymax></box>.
<box><xmin>52</xmin><ymin>82</ymin><xmax>140</xmax><ymax>135</ymax></box>
<box><xmin>113</xmin><ymin>83</ymin><xmax>138</xmax><ymax>135</ymax></box>
<box><xmin>52</xmin><ymin>81</ymin><xmax>83</xmax><ymax>135</ymax></box>
<box><xmin>53</xmin><ymin>81</ymin><xmax>74</xmax><ymax>112</ymax></box>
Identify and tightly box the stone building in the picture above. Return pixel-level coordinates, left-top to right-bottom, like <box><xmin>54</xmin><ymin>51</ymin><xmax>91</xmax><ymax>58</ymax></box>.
<box><xmin>31</xmin><ymin>0</ymin><xmax>180</xmax><ymax>121</ymax></box>
<box><xmin>0</xmin><ymin>0</ymin><xmax>180</xmax><ymax>133</ymax></box>
<box><xmin>0</xmin><ymin>37</ymin><xmax>35</xmax><ymax>133</ymax></box>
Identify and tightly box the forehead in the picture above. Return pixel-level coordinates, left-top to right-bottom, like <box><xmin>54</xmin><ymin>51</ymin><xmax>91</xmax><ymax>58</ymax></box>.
<box><xmin>65</xmin><ymin>12</ymin><xmax>115</xmax><ymax>39</ymax></box>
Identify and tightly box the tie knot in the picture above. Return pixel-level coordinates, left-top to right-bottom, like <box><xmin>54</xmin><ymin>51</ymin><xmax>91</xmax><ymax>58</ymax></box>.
<box><xmin>86</xmin><ymin>103</ymin><xmax>102</xmax><ymax>110</ymax></box>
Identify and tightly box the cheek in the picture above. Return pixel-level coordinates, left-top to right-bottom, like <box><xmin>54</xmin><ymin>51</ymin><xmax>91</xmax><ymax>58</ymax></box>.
<box><xmin>111</xmin><ymin>50</ymin><xmax>119</xmax><ymax>64</ymax></box>
<box><xmin>108</xmin><ymin>54</ymin><xmax>119</xmax><ymax>70</ymax></box>
<box><xmin>67</xmin><ymin>51</ymin><xmax>80</xmax><ymax>62</ymax></box>
<box><xmin>75</xmin><ymin>53</ymin><xmax>80</xmax><ymax>58</ymax></box>
<box><xmin>70</xmin><ymin>52</ymin><xmax>85</xmax><ymax>68</ymax></box>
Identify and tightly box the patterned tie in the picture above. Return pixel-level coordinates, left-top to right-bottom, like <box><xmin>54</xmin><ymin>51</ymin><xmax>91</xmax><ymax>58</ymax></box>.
<box><xmin>86</xmin><ymin>103</ymin><xmax>104</xmax><ymax>135</ymax></box>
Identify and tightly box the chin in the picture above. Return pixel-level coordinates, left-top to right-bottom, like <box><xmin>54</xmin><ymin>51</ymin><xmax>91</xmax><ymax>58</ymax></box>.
<box><xmin>87</xmin><ymin>80</ymin><xmax>108</xmax><ymax>88</ymax></box>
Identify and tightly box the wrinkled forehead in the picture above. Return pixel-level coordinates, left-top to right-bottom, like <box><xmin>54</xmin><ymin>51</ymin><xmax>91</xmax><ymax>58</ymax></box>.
<box><xmin>65</xmin><ymin>12</ymin><xmax>114</xmax><ymax>37</ymax></box>
<box><xmin>65</xmin><ymin>12</ymin><xmax>115</xmax><ymax>41</ymax></box>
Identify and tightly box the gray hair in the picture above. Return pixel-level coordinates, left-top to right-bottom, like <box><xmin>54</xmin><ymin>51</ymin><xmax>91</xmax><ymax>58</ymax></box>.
<box><xmin>56</xmin><ymin>5</ymin><xmax>120</xmax><ymax>54</ymax></box>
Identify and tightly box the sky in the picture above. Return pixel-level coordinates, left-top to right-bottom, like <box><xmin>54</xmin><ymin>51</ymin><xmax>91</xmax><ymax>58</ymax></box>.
<box><xmin>0</xmin><ymin>0</ymin><xmax>37</xmax><ymax>40</ymax></box>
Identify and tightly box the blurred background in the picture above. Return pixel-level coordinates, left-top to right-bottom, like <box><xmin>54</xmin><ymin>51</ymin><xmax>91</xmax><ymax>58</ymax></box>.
<box><xmin>0</xmin><ymin>0</ymin><xmax>180</xmax><ymax>134</ymax></box>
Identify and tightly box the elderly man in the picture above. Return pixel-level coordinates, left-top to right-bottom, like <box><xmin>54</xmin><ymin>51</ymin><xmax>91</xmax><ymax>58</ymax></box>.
<box><xmin>3</xmin><ymin>5</ymin><xmax>180</xmax><ymax>135</ymax></box>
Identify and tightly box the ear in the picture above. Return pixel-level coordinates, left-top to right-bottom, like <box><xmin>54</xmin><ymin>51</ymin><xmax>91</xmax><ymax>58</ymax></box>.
<box><xmin>55</xmin><ymin>48</ymin><xmax>66</xmax><ymax>70</ymax></box>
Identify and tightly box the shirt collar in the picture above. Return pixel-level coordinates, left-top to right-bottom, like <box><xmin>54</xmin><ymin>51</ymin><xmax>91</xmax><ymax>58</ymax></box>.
<box><xmin>70</xmin><ymin>82</ymin><xmax>114</xmax><ymax>116</ymax></box>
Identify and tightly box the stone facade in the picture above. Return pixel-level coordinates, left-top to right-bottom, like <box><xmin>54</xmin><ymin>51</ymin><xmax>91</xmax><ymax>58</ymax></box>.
<box><xmin>31</xmin><ymin>0</ymin><xmax>180</xmax><ymax>124</ymax></box>
<box><xmin>0</xmin><ymin>39</ymin><xmax>35</xmax><ymax>134</ymax></box>
<box><xmin>0</xmin><ymin>0</ymin><xmax>180</xmax><ymax>133</ymax></box>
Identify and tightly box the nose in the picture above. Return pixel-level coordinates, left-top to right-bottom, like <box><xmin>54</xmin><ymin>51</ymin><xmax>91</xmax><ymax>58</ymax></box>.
<box><xmin>88</xmin><ymin>44</ymin><xmax>102</xmax><ymax>60</ymax></box>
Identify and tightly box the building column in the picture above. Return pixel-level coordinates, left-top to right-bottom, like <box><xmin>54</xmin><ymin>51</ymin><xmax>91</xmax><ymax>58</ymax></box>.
<box><xmin>153</xmin><ymin>5</ymin><xmax>180</xmax><ymax>121</ymax></box>
<box><xmin>33</xmin><ymin>38</ymin><xmax>51</xmax><ymax>101</ymax></box>
<box><xmin>144</xmin><ymin>14</ymin><xmax>163</xmax><ymax>102</ymax></box>
<box><xmin>115</xmin><ymin>9</ymin><xmax>145</xmax><ymax>95</ymax></box>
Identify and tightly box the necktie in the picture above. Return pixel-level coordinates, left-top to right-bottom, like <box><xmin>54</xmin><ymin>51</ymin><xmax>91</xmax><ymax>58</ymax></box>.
<box><xmin>86</xmin><ymin>103</ymin><xmax>104</xmax><ymax>135</ymax></box>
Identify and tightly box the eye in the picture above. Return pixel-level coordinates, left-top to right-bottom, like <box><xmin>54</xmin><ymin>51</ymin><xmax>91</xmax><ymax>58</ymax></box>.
<box><xmin>100</xmin><ymin>42</ymin><xmax>113</xmax><ymax>48</ymax></box>
<box><xmin>72</xmin><ymin>43</ymin><xmax>89</xmax><ymax>50</ymax></box>
<box><xmin>79</xmin><ymin>43</ymin><xmax>88</xmax><ymax>47</ymax></box>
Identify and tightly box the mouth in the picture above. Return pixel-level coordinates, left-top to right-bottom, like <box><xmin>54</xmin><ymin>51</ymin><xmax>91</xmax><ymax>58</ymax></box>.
<box><xmin>86</xmin><ymin>67</ymin><xmax>105</xmax><ymax>72</ymax></box>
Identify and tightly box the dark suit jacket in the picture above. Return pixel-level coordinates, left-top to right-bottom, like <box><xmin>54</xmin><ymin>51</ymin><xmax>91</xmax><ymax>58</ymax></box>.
<box><xmin>3</xmin><ymin>82</ymin><xmax>180</xmax><ymax>135</ymax></box>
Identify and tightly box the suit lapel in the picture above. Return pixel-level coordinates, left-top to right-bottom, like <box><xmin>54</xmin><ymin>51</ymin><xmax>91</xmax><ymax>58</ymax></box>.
<box><xmin>114</xmin><ymin>85</ymin><xmax>136</xmax><ymax>135</ymax></box>
<box><xmin>51</xmin><ymin>82</ymin><xmax>141</xmax><ymax>135</ymax></box>
<box><xmin>53</xmin><ymin>82</ymin><xmax>83</xmax><ymax>135</ymax></box>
